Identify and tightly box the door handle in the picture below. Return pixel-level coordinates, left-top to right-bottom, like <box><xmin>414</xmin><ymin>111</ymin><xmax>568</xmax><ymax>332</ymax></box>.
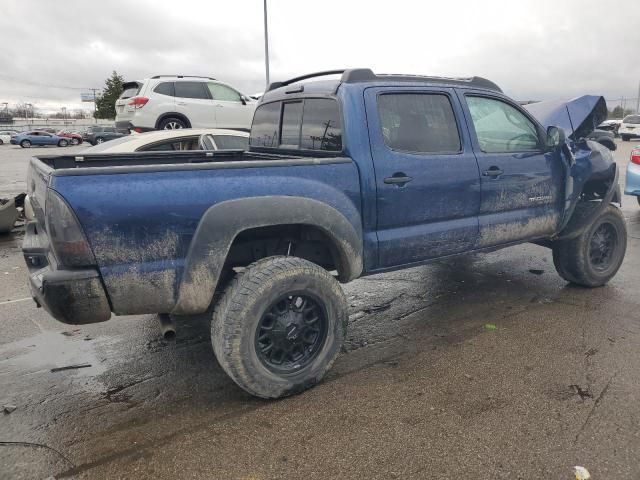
<box><xmin>177</xmin><ymin>102</ymin><xmax>187</xmax><ymax>106</ymax></box>
<box><xmin>482</xmin><ymin>166</ymin><xmax>504</xmax><ymax>177</ymax></box>
<box><xmin>384</xmin><ymin>173</ymin><xmax>413</xmax><ymax>186</ymax></box>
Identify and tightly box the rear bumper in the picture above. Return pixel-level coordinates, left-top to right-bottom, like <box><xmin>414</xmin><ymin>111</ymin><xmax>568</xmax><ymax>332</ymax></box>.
<box><xmin>22</xmin><ymin>222</ymin><xmax>111</xmax><ymax>324</ymax></box>
<box><xmin>115</xmin><ymin>121</ymin><xmax>153</xmax><ymax>133</ymax></box>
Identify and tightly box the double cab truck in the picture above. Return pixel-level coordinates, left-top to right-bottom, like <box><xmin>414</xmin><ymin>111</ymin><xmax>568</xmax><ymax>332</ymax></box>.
<box><xmin>23</xmin><ymin>69</ymin><xmax>626</xmax><ymax>398</ymax></box>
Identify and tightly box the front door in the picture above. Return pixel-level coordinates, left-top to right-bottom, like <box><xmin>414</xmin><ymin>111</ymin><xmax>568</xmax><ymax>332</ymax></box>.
<box><xmin>459</xmin><ymin>93</ymin><xmax>564</xmax><ymax>248</ymax></box>
<box><xmin>365</xmin><ymin>87</ymin><xmax>481</xmax><ymax>269</ymax></box>
<box><xmin>207</xmin><ymin>82</ymin><xmax>254</xmax><ymax>130</ymax></box>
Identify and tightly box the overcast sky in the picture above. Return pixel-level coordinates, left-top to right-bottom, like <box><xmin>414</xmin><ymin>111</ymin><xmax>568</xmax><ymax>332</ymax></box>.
<box><xmin>2</xmin><ymin>0</ymin><xmax>639</xmax><ymax>113</ymax></box>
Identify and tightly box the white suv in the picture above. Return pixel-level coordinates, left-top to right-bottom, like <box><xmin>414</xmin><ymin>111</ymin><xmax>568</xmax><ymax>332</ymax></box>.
<box><xmin>619</xmin><ymin>114</ymin><xmax>640</xmax><ymax>141</ymax></box>
<box><xmin>115</xmin><ymin>75</ymin><xmax>257</xmax><ymax>133</ymax></box>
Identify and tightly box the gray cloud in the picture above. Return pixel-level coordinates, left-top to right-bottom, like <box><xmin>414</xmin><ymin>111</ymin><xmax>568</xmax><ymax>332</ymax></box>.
<box><xmin>1</xmin><ymin>0</ymin><xmax>639</xmax><ymax>113</ymax></box>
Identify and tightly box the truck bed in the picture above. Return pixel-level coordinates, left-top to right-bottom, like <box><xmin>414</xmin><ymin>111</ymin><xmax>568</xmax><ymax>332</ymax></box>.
<box><xmin>27</xmin><ymin>149</ymin><xmax>362</xmax><ymax>317</ymax></box>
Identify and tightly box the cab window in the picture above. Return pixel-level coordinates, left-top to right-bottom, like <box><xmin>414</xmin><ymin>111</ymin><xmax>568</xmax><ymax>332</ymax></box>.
<box><xmin>377</xmin><ymin>93</ymin><xmax>461</xmax><ymax>154</ymax></box>
<box><xmin>466</xmin><ymin>96</ymin><xmax>540</xmax><ymax>153</ymax></box>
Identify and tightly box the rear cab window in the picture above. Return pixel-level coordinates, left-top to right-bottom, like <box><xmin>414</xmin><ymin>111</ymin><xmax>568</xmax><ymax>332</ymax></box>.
<box><xmin>623</xmin><ymin>115</ymin><xmax>640</xmax><ymax>125</ymax></box>
<box><xmin>249</xmin><ymin>98</ymin><xmax>342</xmax><ymax>152</ymax></box>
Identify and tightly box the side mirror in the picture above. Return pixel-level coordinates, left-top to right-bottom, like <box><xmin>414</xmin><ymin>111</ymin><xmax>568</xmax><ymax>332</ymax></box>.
<box><xmin>546</xmin><ymin>126</ymin><xmax>566</xmax><ymax>149</ymax></box>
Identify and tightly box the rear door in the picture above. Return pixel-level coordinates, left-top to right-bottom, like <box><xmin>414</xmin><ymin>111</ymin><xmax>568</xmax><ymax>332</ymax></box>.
<box><xmin>365</xmin><ymin>87</ymin><xmax>481</xmax><ymax>268</ymax></box>
<box><xmin>207</xmin><ymin>82</ymin><xmax>255</xmax><ymax>130</ymax></box>
<box><xmin>175</xmin><ymin>81</ymin><xmax>216</xmax><ymax>127</ymax></box>
<box><xmin>459</xmin><ymin>92</ymin><xmax>563</xmax><ymax>247</ymax></box>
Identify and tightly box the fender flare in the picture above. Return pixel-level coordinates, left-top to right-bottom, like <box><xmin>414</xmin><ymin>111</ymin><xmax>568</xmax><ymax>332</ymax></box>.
<box><xmin>155</xmin><ymin>112</ymin><xmax>192</xmax><ymax>129</ymax></box>
<box><xmin>171</xmin><ymin>196</ymin><xmax>363</xmax><ymax>315</ymax></box>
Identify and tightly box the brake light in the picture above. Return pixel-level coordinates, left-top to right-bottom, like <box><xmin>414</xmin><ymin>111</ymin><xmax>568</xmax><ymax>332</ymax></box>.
<box><xmin>631</xmin><ymin>149</ymin><xmax>640</xmax><ymax>165</ymax></box>
<box><xmin>45</xmin><ymin>189</ymin><xmax>96</xmax><ymax>267</ymax></box>
<box><xmin>132</xmin><ymin>127</ymin><xmax>143</xmax><ymax>133</ymax></box>
<box><xmin>127</xmin><ymin>96</ymin><xmax>149</xmax><ymax>109</ymax></box>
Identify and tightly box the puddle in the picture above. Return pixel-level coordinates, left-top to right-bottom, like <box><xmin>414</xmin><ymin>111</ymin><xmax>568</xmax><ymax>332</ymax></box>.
<box><xmin>0</xmin><ymin>330</ymin><xmax>115</xmax><ymax>386</ymax></box>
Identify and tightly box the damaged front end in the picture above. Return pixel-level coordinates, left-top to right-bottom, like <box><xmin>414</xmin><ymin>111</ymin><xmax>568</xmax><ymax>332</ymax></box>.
<box><xmin>525</xmin><ymin>95</ymin><xmax>620</xmax><ymax>240</ymax></box>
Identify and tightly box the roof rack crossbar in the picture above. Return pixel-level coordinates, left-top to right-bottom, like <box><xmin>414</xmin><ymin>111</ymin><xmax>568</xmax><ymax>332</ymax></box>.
<box><xmin>150</xmin><ymin>75</ymin><xmax>217</xmax><ymax>80</ymax></box>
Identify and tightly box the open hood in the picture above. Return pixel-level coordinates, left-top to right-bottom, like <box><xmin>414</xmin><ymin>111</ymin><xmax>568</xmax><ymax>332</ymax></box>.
<box><xmin>524</xmin><ymin>95</ymin><xmax>608</xmax><ymax>140</ymax></box>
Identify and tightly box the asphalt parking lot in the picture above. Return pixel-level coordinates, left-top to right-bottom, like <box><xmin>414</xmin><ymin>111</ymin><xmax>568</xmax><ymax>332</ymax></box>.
<box><xmin>1</xmin><ymin>140</ymin><xmax>640</xmax><ymax>479</ymax></box>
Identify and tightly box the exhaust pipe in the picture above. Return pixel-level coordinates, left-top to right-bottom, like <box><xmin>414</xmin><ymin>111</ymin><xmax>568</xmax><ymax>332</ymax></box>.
<box><xmin>158</xmin><ymin>314</ymin><xmax>176</xmax><ymax>341</ymax></box>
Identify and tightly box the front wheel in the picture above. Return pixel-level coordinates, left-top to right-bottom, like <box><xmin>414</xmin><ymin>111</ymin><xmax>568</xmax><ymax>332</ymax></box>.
<box><xmin>637</xmin><ymin>197</ymin><xmax>640</xmax><ymax>207</ymax></box>
<box><xmin>621</xmin><ymin>135</ymin><xmax>630</xmax><ymax>141</ymax></box>
<box><xmin>95</xmin><ymin>137</ymin><xmax>105</xmax><ymax>144</ymax></box>
<box><xmin>70</xmin><ymin>138</ymin><xmax>80</xmax><ymax>145</ymax></box>
<box><xmin>211</xmin><ymin>256</ymin><xmax>348</xmax><ymax>399</ymax></box>
<box><xmin>58</xmin><ymin>139</ymin><xmax>69</xmax><ymax>147</ymax></box>
<box><xmin>20</xmin><ymin>140</ymin><xmax>31</xmax><ymax>148</ymax></box>
<box><xmin>552</xmin><ymin>204</ymin><xmax>627</xmax><ymax>287</ymax></box>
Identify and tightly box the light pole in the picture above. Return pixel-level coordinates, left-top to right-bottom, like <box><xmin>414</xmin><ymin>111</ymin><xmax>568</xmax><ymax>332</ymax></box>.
<box><xmin>263</xmin><ymin>0</ymin><xmax>270</xmax><ymax>87</ymax></box>
<box><xmin>636</xmin><ymin>80</ymin><xmax>640</xmax><ymax>114</ymax></box>
<box><xmin>24</xmin><ymin>103</ymin><xmax>32</xmax><ymax>125</ymax></box>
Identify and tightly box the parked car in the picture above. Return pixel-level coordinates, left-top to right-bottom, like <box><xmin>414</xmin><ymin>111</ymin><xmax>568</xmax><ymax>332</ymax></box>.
<box><xmin>11</xmin><ymin>131</ymin><xmax>69</xmax><ymax>148</ymax></box>
<box><xmin>23</xmin><ymin>69</ymin><xmax>625</xmax><ymax>399</ymax></box>
<box><xmin>619</xmin><ymin>114</ymin><xmax>640</xmax><ymax>141</ymax></box>
<box><xmin>624</xmin><ymin>146</ymin><xmax>640</xmax><ymax>206</ymax></box>
<box><xmin>0</xmin><ymin>130</ymin><xmax>19</xmax><ymax>138</ymax></box>
<box><xmin>56</xmin><ymin>130</ymin><xmax>83</xmax><ymax>145</ymax></box>
<box><xmin>597</xmin><ymin>119</ymin><xmax>621</xmax><ymax>136</ymax></box>
<box><xmin>83</xmin><ymin>128</ymin><xmax>248</xmax><ymax>153</ymax></box>
<box><xmin>114</xmin><ymin>75</ymin><xmax>257</xmax><ymax>133</ymax></box>
<box><xmin>82</xmin><ymin>126</ymin><xmax>126</xmax><ymax>145</ymax></box>
<box><xmin>0</xmin><ymin>132</ymin><xmax>10</xmax><ymax>145</ymax></box>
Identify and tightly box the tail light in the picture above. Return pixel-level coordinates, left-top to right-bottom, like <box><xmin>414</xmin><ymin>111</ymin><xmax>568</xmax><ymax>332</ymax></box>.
<box><xmin>132</xmin><ymin>127</ymin><xmax>144</xmax><ymax>133</ymax></box>
<box><xmin>632</xmin><ymin>149</ymin><xmax>640</xmax><ymax>166</ymax></box>
<box><xmin>45</xmin><ymin>189</ymin><xmax>96</xmax><ymax>267</ymax></box>
<box><xmin>127</xmin><ymin>96</ymin><xmax>149</xmax><ymax>109</ymax></box>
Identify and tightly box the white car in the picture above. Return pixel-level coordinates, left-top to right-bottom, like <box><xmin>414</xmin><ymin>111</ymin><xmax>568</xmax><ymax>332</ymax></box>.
<box><xmin>0</xmin><ymin>132</ymin><xmax>10</xmax><ymax>145</ymax></box>
<box><xmin>82</xmin><ymin>128</ymin><xmax>248</xmax><ymax>153</ymax></box>
<box><xmin>619</xmin><ymin>114</ymin><xmax>640</xmax><ymax>141</ymax></box>
<box><xmin>115</xmin><ymin>75</ymin><xmax>257</xmax><ymax>133</ymax></box>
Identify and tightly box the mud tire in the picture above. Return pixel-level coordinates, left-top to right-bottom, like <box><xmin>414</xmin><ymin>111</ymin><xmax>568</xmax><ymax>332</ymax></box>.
<box><xmin>552</xmin><ymin>204</ymin><xmax>626</xmax><ymax>287</ymax></box>
<box><xmin>211</xmin><ymin>256</ymin><xmax>347</xmax><ymax>399</ymax></box>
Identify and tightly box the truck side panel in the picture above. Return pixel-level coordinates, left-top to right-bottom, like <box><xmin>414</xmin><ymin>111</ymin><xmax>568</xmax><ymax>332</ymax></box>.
<box><xmin>49</xmin><ymin>161</ymin><xmax>362</xmax><ymax>315</ymax></box>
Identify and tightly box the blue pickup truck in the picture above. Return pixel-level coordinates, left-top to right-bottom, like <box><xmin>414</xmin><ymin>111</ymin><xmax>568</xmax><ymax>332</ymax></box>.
<box><xmin>23</xmin><ymin>69</ymin><xmax>626</xmax><ymax>398</ymax></box>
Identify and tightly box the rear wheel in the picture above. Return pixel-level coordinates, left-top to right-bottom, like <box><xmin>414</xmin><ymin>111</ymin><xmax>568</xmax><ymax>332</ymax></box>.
<box><xmin>552</xmin><ymin>204</ymin><xmax>627</xmax><ymax>287</ymax></box>
<box><xmin>637</xmin><ymin>197</ymin><xmax>640</xmax><ymax>207</ymax></box>
<box><xmin>70</xmin><ymin>137</ymin><xmax>80</xmax><ymax>145</ymax></box>
<box><xmin>158</xmin><ymin>117</ymin><xmax>187</xmax><ymax>130</ymax></box>
<box><xmin>20</xmin><ymin>140</ymin><xmax>31</xmax><ymax>148</ymax></box>
<box><xmin>0</xmin><ymin>139</ymin><xmax>3</xmax><ymax>145</ymax></box>
<box><xmin>621</xmin><ymin>135</ymin><xmax>630</xmax><ymax>141</ymax></box>
<box><xmin>211</xmin><ymin>256</ymin><xmax>347</xmax><ymax>399</ymax></box>
<box><xmin>95</xmin><ymin>137</ymin><xmax>105</xmax><ymax>144</ymax></box>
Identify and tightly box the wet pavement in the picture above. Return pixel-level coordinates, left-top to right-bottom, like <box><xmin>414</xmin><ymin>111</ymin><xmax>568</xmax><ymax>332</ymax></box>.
<box><xmin>2</xmin><ymin>141</ymin><xmax>640</xmax><ymax>479</ymax></box>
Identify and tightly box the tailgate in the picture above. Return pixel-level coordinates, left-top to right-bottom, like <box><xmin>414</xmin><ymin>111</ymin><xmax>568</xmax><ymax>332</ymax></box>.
<box><xmin>115</xmin><ymin>81</ymin><xmax>142</xmax><ymax>116</ymax></box>
<box><xmin>26</xmin><ymin>156</ymin><xmax>53</xmax><ymax>233</ymax></box>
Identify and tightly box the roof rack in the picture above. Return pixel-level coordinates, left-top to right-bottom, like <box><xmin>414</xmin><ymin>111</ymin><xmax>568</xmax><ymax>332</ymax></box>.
<box><xmin>266</xmin><ymin>68</ymin><xmax>502</xmax><ymax>93</ymax></box>
<box><xmin>150</xmin><ymin>75</ymin><xmax>217</xmax><ymax>80</ymax></box>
